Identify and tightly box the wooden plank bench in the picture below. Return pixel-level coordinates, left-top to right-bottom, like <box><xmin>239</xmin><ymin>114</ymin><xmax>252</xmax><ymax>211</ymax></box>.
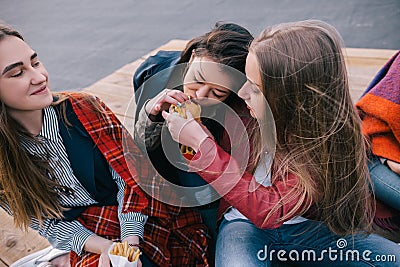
<box><xmin>0</xmin><ymin>39</ymin><xmax>397</xmax><ymax>266</ymax></box>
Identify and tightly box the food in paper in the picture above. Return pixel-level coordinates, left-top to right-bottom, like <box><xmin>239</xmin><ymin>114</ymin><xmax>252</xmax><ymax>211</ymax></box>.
<box><xmin>108</xmin><ymin>241</ymin><xmax>141</xmax><ymax>267</ymax></box>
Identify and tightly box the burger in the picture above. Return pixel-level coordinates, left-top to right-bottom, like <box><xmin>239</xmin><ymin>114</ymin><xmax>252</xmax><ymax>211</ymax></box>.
<box><xmin>169</xmin><ymin>99</ymin><xmax>201</xmax><ymax>159</ymax></box>
<box><xmin>169</xmin><ymin>99</ymin><xmax>201</xmax><ymax>121</ymax></box>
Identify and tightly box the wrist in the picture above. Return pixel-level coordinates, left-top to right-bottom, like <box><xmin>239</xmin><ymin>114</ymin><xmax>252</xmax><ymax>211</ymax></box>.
<box><xmin>98</xmin><ymin>240</ymin><xmax>113</xmax><ymax>254</ymax></box>
<box><xmin>128</xmin><ymin>242</ymin><xmax>140</xmax><ymax>248</ymax></box>
<box><xmin>144</xmin><ymin>99</ymin><xmax>153</xmax><ymax>115</ymax></box>
<box><xmin>84</xmin><ymin>235</ymin><xmax>113</xmax><ymax>254</ymax></box>
<box><xmin>144</xmin><ymin>101</ymin><xmax>163</xmax><ymax>122</ymax></box>
<box><xmin>123</xmin><ymin>236</ymin><xmax>141</xmax><ymax>248</ymax></box>
<box><xmin>192</xmin><ymin>132</ymin><xmax>209</xmax><ymax>153</ymax></box>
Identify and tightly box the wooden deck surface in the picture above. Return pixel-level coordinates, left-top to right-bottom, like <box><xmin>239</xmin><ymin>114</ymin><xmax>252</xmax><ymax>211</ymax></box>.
<box><xmin>0</xmin><ymin>39</ymin><xmax>397</xmax><ymax>266</ymax></box>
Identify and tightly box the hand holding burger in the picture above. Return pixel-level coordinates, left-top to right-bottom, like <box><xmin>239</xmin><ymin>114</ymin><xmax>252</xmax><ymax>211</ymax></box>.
<box><xmin>162</xmin><ymin>99</ymin><xmax>210</xmax><ymax>156</ymax></box>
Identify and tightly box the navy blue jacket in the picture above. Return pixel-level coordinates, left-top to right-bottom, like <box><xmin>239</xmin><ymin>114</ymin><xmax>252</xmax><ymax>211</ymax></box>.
<box><xmin>55</xmin><ymin>100</ymin><xmax>118</xmax><ymax>220</ymax></box>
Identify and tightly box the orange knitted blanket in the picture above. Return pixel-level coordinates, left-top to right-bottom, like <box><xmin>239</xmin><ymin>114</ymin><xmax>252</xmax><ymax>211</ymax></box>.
<box><xmin>356</xmin><ymin>51</ymin><xmax>400</xmax><ymax>163</ymax></box>
<box><xmin>356</xmin><ymin>51</ymin><xmax>400</xmax><ymax>232</ymax></box>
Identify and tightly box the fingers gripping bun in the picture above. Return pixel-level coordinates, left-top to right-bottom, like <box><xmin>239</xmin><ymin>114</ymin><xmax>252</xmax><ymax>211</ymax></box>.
<box><xmin>169</xmin><ymin>99</ymin><xmax>201</xmax><ymax>160</ymax></box>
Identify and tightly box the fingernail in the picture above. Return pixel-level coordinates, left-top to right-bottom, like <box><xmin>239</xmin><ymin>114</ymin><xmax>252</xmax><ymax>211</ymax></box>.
<box><xmin>177</xmin><ymin>102</ymin><xmax>182</xmax><ymax>107</ymax></box>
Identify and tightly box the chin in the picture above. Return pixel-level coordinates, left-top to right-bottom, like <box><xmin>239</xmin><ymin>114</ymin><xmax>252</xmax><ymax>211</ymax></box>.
<box><xmin>42</xmin><ymin>92</ymin><xmax>54</xmax><ymax>106</ymax></box>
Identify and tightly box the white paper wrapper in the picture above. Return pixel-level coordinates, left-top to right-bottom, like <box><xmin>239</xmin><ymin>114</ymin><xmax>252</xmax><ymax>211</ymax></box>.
<box><xmin>108</xmin><ymin>243</ymin><xmax>140</xmax><ymax>267</ymax></box>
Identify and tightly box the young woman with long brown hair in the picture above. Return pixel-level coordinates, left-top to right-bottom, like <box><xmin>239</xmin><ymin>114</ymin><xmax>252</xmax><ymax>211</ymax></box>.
<box><xmin>0</xmin><ymin>24</ymin><xmax>209</xmax><ymax>267</ymax></box>
<box><xmin>163</xmin><ymin>20</ymin><xmax>400</xmax><ymax>266</ymax></box>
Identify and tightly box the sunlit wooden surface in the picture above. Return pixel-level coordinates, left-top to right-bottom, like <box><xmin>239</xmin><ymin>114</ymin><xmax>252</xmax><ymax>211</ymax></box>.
<box><xmin>0</xmin><ymin>39</ymin><xmax>397</xmax><ymax>266</ymax></box>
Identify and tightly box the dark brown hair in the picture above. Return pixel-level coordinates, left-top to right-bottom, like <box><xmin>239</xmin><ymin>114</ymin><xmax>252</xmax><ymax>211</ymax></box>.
<box><xmin>0</xmin><ymin>24</ymin><xmax>24</xmax><ymax>41</ymax></box>
<box><xmin>179</xmin><ymin>22</ymin><xmax>253</xmax><ymax>74</ymax></box>
<box><xmin>179</xmin><ymin>22</ymin><xmax>255</xmax><ymax>141</ymax></box>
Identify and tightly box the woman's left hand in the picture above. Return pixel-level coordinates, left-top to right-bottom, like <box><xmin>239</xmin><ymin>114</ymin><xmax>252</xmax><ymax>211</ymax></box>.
<box><xmin>387</xmin><ymin>160</ymin><xmax>400</xmax><ymax>175</ymax></box>
<box><xmin>50</xmin><ymin>254</ymin><xmax>71</xmax><ymax>267</ymax></box>
<box><xmin>83</xmin><ymin>235</ymin><xmax>113</xmax><ymax>267</ymax></box>
<box><xmin>162</xmin><ymin>110</ymin><xmax>210</xmax><ymax>152</ymax></box>
<box><xmin>98</xmin><ymin>251</ymin><xmax>111</xmax><ymax>267</ymax></box>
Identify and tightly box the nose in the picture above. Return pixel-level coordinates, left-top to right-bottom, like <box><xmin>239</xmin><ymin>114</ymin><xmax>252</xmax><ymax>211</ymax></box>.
<box><xmin>196</xmin><ymin>84</ymin><xmax>211</xmax><ymax>98</ymax></box>
<box><xmin>238</xmin><ymin>82</ymin><xmax>250</xmax><ymax>100</ymax></box>
<box><xmin>30</xmin><ymin>68</ymin><xmax>47</xmax><ymax>85</ymax></box>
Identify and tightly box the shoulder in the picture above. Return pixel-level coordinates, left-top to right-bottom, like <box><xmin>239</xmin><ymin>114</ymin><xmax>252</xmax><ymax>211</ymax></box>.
<box><xmin>53</xmin><ymin>92</ymin><xmax>97</xmax><ymax>103</ymax></box>
<box><xmin>133</xmin><ymin>50</ymin><xmax>182</xmax><ymax>91</ymax></box>
<box><xmin>142</xmin><ymin>50</ymin><xmax>182</xmax><ymax>68</ymax></box>
<box><xmin>57</xmin><ymin>92</ymin><xmax>102</xmax><ymax>107</ymax></box>
<box><xmin>53</xmin><ymin>92</ymin><xmax>109</xmax><ymax>121</ymax></box>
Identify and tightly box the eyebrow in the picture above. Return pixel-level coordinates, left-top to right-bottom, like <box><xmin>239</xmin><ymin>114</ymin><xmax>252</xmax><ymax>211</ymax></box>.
<box><xmin>195</xmin><ymin>72</ymin><xmax>230</xmax><ymax>93</ymax></box>
<box><xmin>197</xmin><ymin>73</ymin><xmax>230</xmax><ymax>94</ymax></box>
<box><xmin>213</xmin><ymin>88</ymin><xmax>229</xmax><ymax>95</ymax></box>
<box><xmin>2</xmin><ymin>52</ymin><xmax>38</xmax><ymax>75</ymax></box>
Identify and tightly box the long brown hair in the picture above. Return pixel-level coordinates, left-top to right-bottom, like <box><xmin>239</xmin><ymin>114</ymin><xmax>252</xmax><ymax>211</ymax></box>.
<box><xmin>0</xmin><ymin>92</ymin><xmax>109</xmax><ymax>230</ymax></box>
<box><xmin>250</xmin><ymin>20</ymin><xmax>373</xmax><ymax>235</ymax></box>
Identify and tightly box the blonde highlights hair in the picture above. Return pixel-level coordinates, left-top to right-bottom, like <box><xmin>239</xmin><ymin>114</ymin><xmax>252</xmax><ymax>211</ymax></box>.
<box><xmin>250</xmin><ymin>20</ymin><xmax>373</xmax><ymax>235</ymax></box>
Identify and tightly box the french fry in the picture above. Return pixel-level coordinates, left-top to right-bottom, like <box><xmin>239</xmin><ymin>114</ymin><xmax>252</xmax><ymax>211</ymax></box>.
<box><xmin>109</xmin><ymin>242</ymin><xmax>141</xmax><ymax>262</ymax></box>
<box><xmin>123</xmin><ymin>241</ymin><xmax>129</xmax><ymax>256</ymax></box>
<box><xmin>128</xmin><ymin>247</ymin><xmax>135</xmax><ymax>261</ymax></box>
<box><xmin>132</xmin><ymin>248</ymin><xmax>141</xmax><ymax>262</ymax></box>
<box><xmin>110</xmin><ymin>243</ymin><xmax>118</xmax><ymax>255</ymax></box>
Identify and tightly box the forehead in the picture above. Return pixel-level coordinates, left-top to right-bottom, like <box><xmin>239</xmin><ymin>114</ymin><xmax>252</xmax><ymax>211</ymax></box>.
<box><xmin>245</xmin><ymin>52</ymin><xmax>262</xmax><ymax>84</ymax></box>
<box><xmin>0</xmin><ymin>36</ymin><xmax>34</xmax><ymax>70</ymax></box>
<box><xmin>187</xmin><ymin>56</ymin><xmax>236</xmax><ymax>92</ymax></box>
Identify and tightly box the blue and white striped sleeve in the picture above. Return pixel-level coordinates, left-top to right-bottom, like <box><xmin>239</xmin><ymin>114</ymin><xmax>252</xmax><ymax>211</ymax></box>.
<box><xmin>110</xmin><ymin>166</ymin><xmax>148</xmax><ymax>240</ymax></box>
<box><xmin>30</xmin><ymin>217</ymin><xmax>94</xmax><ymax>256</ymax></box>
<box><xmin>3</xmin><ymin>186</ymin><xmax>92</xmax><ymax>255</ymax></box>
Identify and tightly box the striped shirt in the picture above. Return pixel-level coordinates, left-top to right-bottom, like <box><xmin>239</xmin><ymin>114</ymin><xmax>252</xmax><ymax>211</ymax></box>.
<box><xmin>18</xmin><ymin>106</ymin><xmax>147</xmax><ymax>255</ymax></box>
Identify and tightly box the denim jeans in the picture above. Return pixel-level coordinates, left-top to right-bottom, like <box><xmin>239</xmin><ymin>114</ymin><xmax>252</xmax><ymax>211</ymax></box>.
<box><xmin>216</xmin><ymin>218</ymin><xmax>400</xmax><ymax>267</ymax></box>
<box><xmin>368</xmin><ymin>156</ymin><xmax>400</xmax><ymax>210</ymax></box>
